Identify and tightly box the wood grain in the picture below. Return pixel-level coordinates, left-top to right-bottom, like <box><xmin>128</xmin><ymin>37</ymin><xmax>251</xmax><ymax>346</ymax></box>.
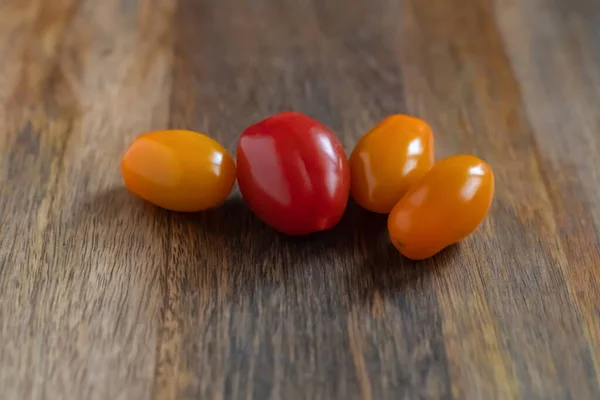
<box><xmin>0</xmin><ymin>0</ymin><xmax>599</xmax><ymax>399</ymax></box>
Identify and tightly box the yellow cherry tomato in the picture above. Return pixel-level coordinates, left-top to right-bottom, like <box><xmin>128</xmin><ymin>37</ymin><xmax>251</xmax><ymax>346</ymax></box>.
<box><xmin>350</xmin><ymin>114</ymin><xmax>434</xmax><ymax>213</ymax></box>
<box><xmin>121</xmin><ymin>130</ymin><xmax>236</xmax><ymax>212</ymax></box>
<box><xmin>387</xmin><ymin>154</ymin><xmax>495</xmax><ymax>260</ymax></box>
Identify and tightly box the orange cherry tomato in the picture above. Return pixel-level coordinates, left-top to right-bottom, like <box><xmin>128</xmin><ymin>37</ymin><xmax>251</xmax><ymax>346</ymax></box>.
<box><xmin>121</xmin><ymin>130</ymin><xmax>236</xmax><ymax>212</ymax></box>
<box><xmin>350</xmin><ymin>114</ymin><xmax>434</xmax><ymax>213</ymax></box>
<box><xmin>387</xmin><ymin>154</ymin><xmax>494</xmax><ymax>260</ymax></box>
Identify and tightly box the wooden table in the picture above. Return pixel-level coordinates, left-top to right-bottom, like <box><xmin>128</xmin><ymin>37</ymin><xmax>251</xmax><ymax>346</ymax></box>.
<box><xmin>1</xmin><ymin>0</ymin><xmax>599</xmax><ymax>399</ymax></box>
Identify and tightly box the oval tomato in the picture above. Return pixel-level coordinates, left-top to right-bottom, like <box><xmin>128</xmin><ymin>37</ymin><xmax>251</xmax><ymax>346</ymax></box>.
<box><xmin>236</xmin><ymin>111</ymin><xmax>350</xmax><ymax>235</ymax></box>
<box><xmin>350</xmin><ymin>114</ymin><xmax>434</xmax><ymax>213</ymax></box>
<box><xmin>121</xmin><ymin>129</ymin><xmax>236</xmax><ymax>212</ymax></box>
<box><xmin>387</xmin><ymin>154</ymin><xmax>494</xmax><ymax>260</ymax></box>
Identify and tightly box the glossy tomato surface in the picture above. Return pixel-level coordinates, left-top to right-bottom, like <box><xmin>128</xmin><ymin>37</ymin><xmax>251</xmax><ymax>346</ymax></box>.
<box><xmin>350</xmin><ymin>114</ymin><xmax>434</xmax><ymax>213</ymax></box>
<box><xmin>236</xmin><ymin>111</ymin><xmax>350</xmax><ymax>235</ymax></box>
<box><xmin>121</xmin><ymin>129</ymin><xmax>236</xmax><ymax>212</ymax></box>
<box><xmin>387</xmin><ymin>154</ymin><xmax>494</xmax><ymax>260</ymax></box>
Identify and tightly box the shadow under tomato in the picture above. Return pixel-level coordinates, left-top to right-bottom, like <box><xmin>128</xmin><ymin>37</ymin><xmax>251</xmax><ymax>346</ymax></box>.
<box><xmin>350</xmin><ymin>239</ymin><xmax>461</xmax><ymax>298</ymax></box>
<box><xmin>81</xmin><ymin>188</ymin><xmax>455</xmax><ymax>306</ymax></box>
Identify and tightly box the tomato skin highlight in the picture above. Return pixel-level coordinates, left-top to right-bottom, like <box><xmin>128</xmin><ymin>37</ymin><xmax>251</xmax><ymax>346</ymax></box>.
<box><xmin>387</xmin><ymin>154</ymin><xmax>495</xmax><ymax>260</ymax></box>
<box><xmin>121</xmin><ymin>130</ymin><xmax>236</xmax><ymax>212</ymax></box>
<box><xmin>236</xmin><ymin>111</ymin><xmax>351</xmax><ymax>235</ymax></box>
<box><xmin>350</xmin><ymin>115</ymin><xmax>434</xmax><ymax>213</ymax></box>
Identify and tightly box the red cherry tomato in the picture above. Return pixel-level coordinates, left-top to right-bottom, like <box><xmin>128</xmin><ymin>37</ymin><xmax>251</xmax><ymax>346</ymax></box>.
<box><xmin>236</xmin><ymin>111</ymin><xmax>351</xmax><ymax>235</ymax></box>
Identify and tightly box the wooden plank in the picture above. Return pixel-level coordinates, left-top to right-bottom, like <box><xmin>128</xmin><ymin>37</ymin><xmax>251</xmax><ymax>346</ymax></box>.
<box><xmin>399</xmin><ymin>0</ymin><xmax>600</xmax><ymax>397</ymax></box>
<box><xmin>0</xmin><ymin>2</ymin><xmax>82</xmax><ymax>398</ymax></box>
<box><xmin>165</xmin><ymin>1</ymin><xmax>453</xmax><ymax>399</ymax></box>
<box><xmin>0</xmin><ymin>0</ymin><xmax>175</xmax><ymax>398</ymax></box>
<box><xmin>495</xmin><ymin>0</ymin><xmax>600</xmax><ymax>392</ymax></box>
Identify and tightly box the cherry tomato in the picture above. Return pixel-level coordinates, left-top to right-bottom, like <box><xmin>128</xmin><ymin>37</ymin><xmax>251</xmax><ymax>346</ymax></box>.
<box><xmin>236</xmin><ymin>111</ymin><xmax>350</xmax><ymax>235</ymax></box>
<box><xmin>350</xmin><ymin>114</ymin><xmax>434</xmax><ymax>213</ymax></box>
<box><xmin>387</xmin><ymin>154</ymin><xmax>494</xmax><ymax>260</ymax></box>
<box><xmin>121</xmin><ymin>129</ymin><xmax>236</xmax><ymax>212</ymax></box>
